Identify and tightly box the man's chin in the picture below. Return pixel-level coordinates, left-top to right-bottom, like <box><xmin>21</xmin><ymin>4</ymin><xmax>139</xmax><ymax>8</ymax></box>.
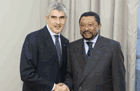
<box><xmin>54</xmin><ymin>30</ymin><xmax>62</xmax><ymax>34</ymax></box>
<box><xmin>84</xmin><ymin>35</ymin><xmax>92</xmax><ymax>38</ymax></box>
<box><xmin>82</xmin><ymin>34</ymin><xmax>94</xmax><ymax>40</ymax></box>
<box><xmin>84</xmin><ymin>38</ymin><xmax>92</xmax><ymax>40</ymax></box>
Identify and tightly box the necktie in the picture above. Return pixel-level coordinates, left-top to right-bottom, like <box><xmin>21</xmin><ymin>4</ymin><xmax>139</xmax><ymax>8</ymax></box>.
<box><xmin>86</xmin><ymin>42</ymin><xmax>93</xmax><ymax>57</ymax></box>
<box><xmin>54</xmin><ymin>35</ymin><xmax>61</xmax><ymax>66</ymax></box>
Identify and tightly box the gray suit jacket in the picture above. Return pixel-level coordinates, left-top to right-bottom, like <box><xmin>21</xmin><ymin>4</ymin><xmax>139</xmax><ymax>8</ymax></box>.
<box><xmin>64</xmin><ymin>35</ymin><xmax>125</xmax><ymax>91</ymax></box>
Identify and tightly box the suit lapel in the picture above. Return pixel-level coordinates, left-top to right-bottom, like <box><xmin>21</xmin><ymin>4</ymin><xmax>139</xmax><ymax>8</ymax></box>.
<box><xmin>73</xmin><ymin>39</ymin><xmax>87</xmax><ymax>72</ymax></box>
<box><xmin>40</xmin><ymin>26</ymin><xmax>59</xmax><ymax>66</ymax></box>
<box><xmin>83</xmin><ymin>35</ymin><xmax>106</xmax><ymax>77</ymax></box>
<box><xmin>60</xmin><ymin>35</ymin><xmax>66</xmax><ymax>67</ymax></box>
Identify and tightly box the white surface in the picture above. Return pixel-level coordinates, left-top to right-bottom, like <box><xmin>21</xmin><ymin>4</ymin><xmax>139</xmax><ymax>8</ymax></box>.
<box><xmin>0</xmin><ymin>0</ymin><xmax>40</xmax><ymax>91</ymax></box>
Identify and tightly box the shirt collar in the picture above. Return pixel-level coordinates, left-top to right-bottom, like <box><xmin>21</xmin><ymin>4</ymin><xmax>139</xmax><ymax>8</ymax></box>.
<box><xmin>46</xmin><ymin>24</ymin><xmax>60</xmax><ymax>37</ymax></box>
<box><xmin>84</xmin><ymin>33</ymin><xmax>99</xmax><ymax>44</ymax></box>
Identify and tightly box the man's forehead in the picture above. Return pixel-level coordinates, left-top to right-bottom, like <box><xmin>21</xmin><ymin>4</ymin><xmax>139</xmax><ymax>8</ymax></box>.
<box><xmin>80</xmin><ymin>16</ymin><xmax>96</xmax><ymax>23</ymax></box>
<box><xmin>81</xmin><ymin>16</ymin><xmax>95</xmax><ymax>20</ymax></box>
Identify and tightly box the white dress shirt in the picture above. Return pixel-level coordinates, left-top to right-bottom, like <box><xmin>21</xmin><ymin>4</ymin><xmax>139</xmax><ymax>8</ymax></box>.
<box><xmin>46</xmin><ymin>24</ymin><xmax>61</xmax><ymax>91</ymax></box>
<box><xmin>46</xmin><ymin>25</ymin><xmax>62</xmax><ymax>50</ymax></box>
<box><xmin>84</xmin><ymin>34</ymin><xmax>99</xmax><ymax>54</ymax></box>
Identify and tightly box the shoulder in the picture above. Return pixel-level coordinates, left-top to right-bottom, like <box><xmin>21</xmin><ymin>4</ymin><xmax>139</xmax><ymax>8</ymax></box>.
<box><xmin>70</xmin><ymin>39</ymin><xmax>82</xmax><ymax>45</ymax></box>
<box><xmin>60</xmin><ymin>34</ymin><xmax>69</xmax><ymax>44</ymax></box>
<box><xmin>24</xmin><ymin>26</ymin><xmax>46</xmax><ymax>44</ymax></box>
<box><xmin>100</xmin><ymin>36</ymin><xmax>120</xmax><ymax>45</ymax></box>
<box><xmin>67</xmin><ymin>39</ymin><xmax>83</xmax><ymax>48</ymax></box>
<box><xmin>99</xmin><ymin>36</ymin><xmax>121</xmax><ymax>50</ymax></box>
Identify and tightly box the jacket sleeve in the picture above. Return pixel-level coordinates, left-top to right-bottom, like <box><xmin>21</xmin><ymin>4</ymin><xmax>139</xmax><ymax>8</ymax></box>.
<box><xmin>64</xmin><ymin>44</ymin><xmax>73</xmax><ymax>90</ymax></box>
<box><xmin>20</xmin><ymin>34</ymin><xmax>54</xmax><ymax>91</ymax></box>
<box><xmin>112</xmin><ymin>42</ymin><xmax>126</xmax><ymax>91</ymax></box>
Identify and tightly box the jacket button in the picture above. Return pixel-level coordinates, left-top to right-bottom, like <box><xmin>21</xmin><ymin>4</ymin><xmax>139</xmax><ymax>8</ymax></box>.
<box><xmin>79</xmin><ymin>87</ymin><xmax>81</xmax><ymax>89</ymax></box>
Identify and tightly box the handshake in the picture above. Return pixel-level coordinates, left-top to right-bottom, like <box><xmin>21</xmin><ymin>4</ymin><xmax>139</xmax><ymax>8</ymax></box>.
<box><xmin>54</xmin><ymin>83</ymin><xmax>70</xmax><ymax>91</ymax></box>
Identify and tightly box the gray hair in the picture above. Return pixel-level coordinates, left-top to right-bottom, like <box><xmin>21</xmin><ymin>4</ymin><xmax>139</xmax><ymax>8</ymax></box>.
<box><xmin>46</xmin><ymin>2</ymin><xmax>67</xmax><ymax>17</ymax></box>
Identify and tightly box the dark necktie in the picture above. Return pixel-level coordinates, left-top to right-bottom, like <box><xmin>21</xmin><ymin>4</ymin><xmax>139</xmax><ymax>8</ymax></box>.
<box><xmin>86</xmin><ymin>42</ymin><xmax>93</xmax><ymax>57</ymax></box>
<box><xmin>54</xmin><ymin>35</ymin><xmax>61</xmax><ymax>66</ymax></box>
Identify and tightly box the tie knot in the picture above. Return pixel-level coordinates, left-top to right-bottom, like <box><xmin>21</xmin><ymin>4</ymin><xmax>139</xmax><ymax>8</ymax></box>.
<box><xmin>86</xmin><ymin>42</ymin><xmax>93</xmax><ymax>47</ymax></box>
<box><xmin>54</xmin><ymin>35</ymin><xmax>59</xmax><ymax>39</ymax></box>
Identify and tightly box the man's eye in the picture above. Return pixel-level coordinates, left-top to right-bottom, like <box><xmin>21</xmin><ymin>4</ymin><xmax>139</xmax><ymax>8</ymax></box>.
<box><xmin>60</xmin><ymin>17</ymin><xmax>64</xmax><ymax>19</ymax></box>
<box><xmin>89</xmin><ymin>24</ymin><xmax>92</xmax><ymax>26</ymax></box>
<box><xmin>51</xmin><ymin>16</ymin><xmax>56</xmax><ymax>19</ymax></box>
<box><xmin>80</xmin><ymin>25</ymin><xmax>84</xmax><ymax>26</ymax></box>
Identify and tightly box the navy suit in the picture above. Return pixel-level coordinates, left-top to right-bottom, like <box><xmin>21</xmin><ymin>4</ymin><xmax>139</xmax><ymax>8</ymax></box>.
<box><xmin>20</xmin><ymin>26</ymin><xmax>69</xmax><ymax>91</ymax></box>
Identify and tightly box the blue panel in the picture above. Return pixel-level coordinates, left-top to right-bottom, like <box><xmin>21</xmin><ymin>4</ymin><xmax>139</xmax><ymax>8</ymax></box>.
<box><xmin>135</xmin><ymin>1</ymin><xmax>140</xmax><ymax>91</ymax></box>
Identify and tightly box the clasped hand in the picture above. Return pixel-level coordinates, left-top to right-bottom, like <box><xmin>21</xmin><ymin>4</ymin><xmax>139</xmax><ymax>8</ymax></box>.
<box><xmin>54</xmin><ymin>83</ymin><xmax>70</xmax><ymax>91</ymax></box>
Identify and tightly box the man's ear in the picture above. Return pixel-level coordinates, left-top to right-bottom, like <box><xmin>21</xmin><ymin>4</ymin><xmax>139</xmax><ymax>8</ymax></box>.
<box><xmin>98</xmin><ymin>24</ymin><xmax>101</xmax><ymax>30</ymax></box>
<box><xmin>65</xmin><ymin>17</ymin><xmax>67</xmax><ymax>20</ymax></box>
<box><xmin>64</xmin><ymin>17</ymin><xmax>67</xmax><ymax>23</ymax></box>
<box><xmin>98</xmin><ymin>24</ymin><xmax>101</xmax><ymax>34</ymax></box>
<box><xmin>98</xmin><ymin>29</ymin><xmax>101</xmax><ymax>34</ymax></box>
<box><xmin>45</xmin><ymin>15</ymin><xmax>49</xmax><ymax>22</ymax></box>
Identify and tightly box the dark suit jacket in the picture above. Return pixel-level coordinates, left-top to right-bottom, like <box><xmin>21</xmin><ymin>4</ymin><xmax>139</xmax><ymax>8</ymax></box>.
<box><xmin>20</xmin><ymin>26</ymin><xmax>69</xmax><ymax>91</ymax></box>
<box><xmin>65</xmin><ymin>35</ymin><xmax>125</xmax><ymax>91</ymax></box>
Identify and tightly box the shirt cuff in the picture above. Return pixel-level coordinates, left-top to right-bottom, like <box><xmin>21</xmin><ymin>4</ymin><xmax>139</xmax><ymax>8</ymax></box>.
<box><xmin>51</xmin><ymin>83</ymin><xmax>55</xmax><ymax>91</ymax></box>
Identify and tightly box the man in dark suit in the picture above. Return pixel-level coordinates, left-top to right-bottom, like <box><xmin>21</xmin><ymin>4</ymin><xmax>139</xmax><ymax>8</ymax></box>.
<box><xmin>64</xmin><ymin>12</ymin><xmax>125</xmax><ymax>91</ymax></box>
<box><xmin>20</xmin><ymin>2</ymin><xmax>70</xmax><ymax>91</ymax></box>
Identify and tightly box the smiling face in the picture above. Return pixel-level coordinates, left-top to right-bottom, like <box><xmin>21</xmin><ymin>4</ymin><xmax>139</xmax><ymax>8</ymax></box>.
<box><xmin>79</xmin><ymin>16</ymin><xmax>101</xmax><ymax>41</ymax></box>
<box><xmin>45</xmin><ymin>9</ymin><xmax>67</xmax><ymax>34</ymax></box>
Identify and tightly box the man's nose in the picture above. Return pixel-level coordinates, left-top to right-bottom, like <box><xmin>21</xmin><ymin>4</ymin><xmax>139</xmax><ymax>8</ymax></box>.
<box><xmin>85</xmin><ymin>26</ymin><xmax>88</xmax><ymax>30</ymax></box>
<box><xmin>56</xmin><ymin>19</ymin><xmax>60</xmax><ymax>24</ymax></box>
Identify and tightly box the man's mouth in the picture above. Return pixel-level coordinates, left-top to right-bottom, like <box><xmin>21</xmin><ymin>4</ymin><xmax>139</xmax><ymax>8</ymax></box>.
<box><xmin>82</xmin><ymin>31</ymin><xmax>94</xmax><ymax>40</ymax></box>
<box><xmin>84</xmin><ymin>32</ymin><xmax>91</xmax><ymax>35</ymax></box>
<box><xmin>54</xmin><ymin>26</ymin><xmax>61</xmax><ymax>29</ymax></box>
<box><xmin>83</xmin><ymin>31</ymin><xmax>92</xmax><ymax>35</ymax></box>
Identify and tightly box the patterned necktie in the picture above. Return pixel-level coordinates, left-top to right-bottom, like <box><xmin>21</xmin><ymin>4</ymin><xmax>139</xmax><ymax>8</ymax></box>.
<box><xmin>54</xmin><ymin>35</ymin><xmax>61</xmax><ymax>66</ymax></box>
<box><xmin>86</xmin><ymin>42</ymin><xmax>93</xmax><ymax>57</ymax></box>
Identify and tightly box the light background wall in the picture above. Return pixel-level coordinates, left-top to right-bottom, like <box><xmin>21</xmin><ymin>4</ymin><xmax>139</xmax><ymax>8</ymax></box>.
<box><xmin>0</xmin><ymin>0</ymin><xmax>40</xmax><ymax>91</ymax></box>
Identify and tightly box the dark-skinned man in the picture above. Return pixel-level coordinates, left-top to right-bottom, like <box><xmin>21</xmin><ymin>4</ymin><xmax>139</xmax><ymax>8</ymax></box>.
<box><xmin>64</xmin><ymin>11</ymin><xmax>125</xmax><ymax>91</ymax></box>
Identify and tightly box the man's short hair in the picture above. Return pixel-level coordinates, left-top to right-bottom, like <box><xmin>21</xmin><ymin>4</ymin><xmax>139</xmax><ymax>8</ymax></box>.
<box><xmin>79</xmin><ymin>11</ymin><xmax>100</xmax><ymax>25</ymax></box>
<box><xmin>46</xmin><ymin>2</ymin><xmax>67</xmax><ymax>17</ymax></box>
